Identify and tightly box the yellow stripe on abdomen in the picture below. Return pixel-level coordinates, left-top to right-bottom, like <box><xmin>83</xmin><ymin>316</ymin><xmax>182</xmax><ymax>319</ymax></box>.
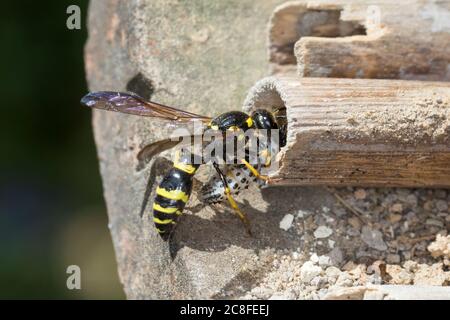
<box><xmin>173</xmin><ymin>161</ymin><xmax>197</xmax><ymax>174</ymax></box>
<box><xmin>153</xmin><ymin>217</ymin><xmax>175</xmax><ymax>225</ymax></box>
<box><xmin>156</xmin><ymin>187</ymin><xmax>189</xmax><ymax>203</ymax></box>
<box><xmin>173</xmin><ymin>150</ymin><xmax>197</xmax><ymax>174</ymax></box>
<box><xmin>152</xmin><ymin>203</ymin><xmax>180</xmax><ymax>214</ymax></box>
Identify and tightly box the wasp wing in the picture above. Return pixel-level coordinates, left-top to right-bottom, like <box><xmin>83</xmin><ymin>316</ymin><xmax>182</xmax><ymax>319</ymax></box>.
<box><xmin>81</xmin><ymin>91</ymin><xmax>212</xmax><ymax>122</ymax></box>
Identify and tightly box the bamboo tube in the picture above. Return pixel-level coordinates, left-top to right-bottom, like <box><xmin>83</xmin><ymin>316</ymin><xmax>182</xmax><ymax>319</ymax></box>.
<box><xmin>243</xmin><ymin>76</ymin><xmax>450</xmax><ymax>187</ymax></box>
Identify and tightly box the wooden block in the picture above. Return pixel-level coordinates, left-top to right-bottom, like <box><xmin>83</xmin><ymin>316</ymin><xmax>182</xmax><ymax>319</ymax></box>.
<box><xmin>268</xmin><ymin>0</ymin><xmax>450</xmax><ymax>80</ymax></box>
<box><xmin>244</xmin><ymin>76</ymin><xmax>450</xmax><ymax>187</ymax></box>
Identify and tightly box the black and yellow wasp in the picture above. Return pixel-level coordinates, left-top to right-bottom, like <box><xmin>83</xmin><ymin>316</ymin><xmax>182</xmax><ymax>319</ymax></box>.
<box><xmin>81</xmin><ymin>91</ymin><xmax>286</xmax><ymax>240</ymax></box>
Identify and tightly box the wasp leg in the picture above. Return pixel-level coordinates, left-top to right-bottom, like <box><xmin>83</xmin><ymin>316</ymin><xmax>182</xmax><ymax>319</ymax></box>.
<box><xmin>240</xmin><ymin>159</ymin><xmax>270</xmax><ymax>182</ymax></box>
<box><xmin>212</xmin><ymin>162</ymin><xmax>252</xmax><ymax>236</ymax></box>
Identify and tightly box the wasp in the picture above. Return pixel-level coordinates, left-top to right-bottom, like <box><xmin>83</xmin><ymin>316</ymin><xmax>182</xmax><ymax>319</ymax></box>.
<box><xmin>81</xmin><ymin>91</ymin><xmax>286</xmax><ymax>240</ymax></box>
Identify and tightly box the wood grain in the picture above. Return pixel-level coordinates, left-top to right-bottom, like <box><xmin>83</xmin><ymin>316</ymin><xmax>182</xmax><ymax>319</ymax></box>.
<box><xmin>268</xmin><ymin>0</ymin><xmax>450</xmax><ymax>81</ymax></box>
<box><xmin>244</xmin><ymin>76</ymin><xmax>450</xmax><ymax>187</ymax></box>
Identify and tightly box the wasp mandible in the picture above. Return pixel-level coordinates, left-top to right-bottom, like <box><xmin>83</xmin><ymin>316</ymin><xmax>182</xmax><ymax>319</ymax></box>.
<box><xmin>81</xmin><ymin>91</ymin><xmax>286</xmax><ymax>240</ymax></box>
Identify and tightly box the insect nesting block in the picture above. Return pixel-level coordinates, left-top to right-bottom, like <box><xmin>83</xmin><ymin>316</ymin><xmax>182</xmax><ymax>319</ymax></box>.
<box><xmin>243</xmin><ymin>76</ymin><xmax>450</xmax><ymax>188</ymax></box>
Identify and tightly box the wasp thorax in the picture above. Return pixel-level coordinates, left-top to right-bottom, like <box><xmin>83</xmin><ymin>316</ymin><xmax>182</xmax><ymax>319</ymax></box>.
<box><xmin>250</xmin><ymin>109</ymin><xmax>278</xmax><ymax>130</ymax></box>
<box><xmin>208</xmin><ymin>111</ymin><xmax>254</xmax><ymax>131</ymax></box>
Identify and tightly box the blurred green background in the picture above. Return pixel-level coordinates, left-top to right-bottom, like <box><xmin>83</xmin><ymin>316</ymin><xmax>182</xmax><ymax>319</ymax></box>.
<box><xmin>0</xmin><ymin>1</ymin><xmax>124</xmax><ymax>298</ymax></box>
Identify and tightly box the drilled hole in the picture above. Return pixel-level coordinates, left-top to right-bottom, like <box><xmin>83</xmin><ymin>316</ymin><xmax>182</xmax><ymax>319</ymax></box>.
<box><xmin>243</xmin><ymin>79</ymin><xmax>288</xmax><ymax>161</ymax></box>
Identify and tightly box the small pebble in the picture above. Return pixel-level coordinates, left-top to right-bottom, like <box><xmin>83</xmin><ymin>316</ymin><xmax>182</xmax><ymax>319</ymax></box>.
<box><xmin>424</xmin><ymin>201</ymin><xmax>433</xmax><ymax>211</ymax></box>
<box><xmin>328</xmin><ymin>247</ymin><xmax>344</xmax><ymax>265</ymax></box>
<box><xmin>425</xmin><ymin>219</ymin><xmax>444</xmax><ymax>228</ymax></box>
<box><xmin>325</xmin><ymin>266</ymin><xmax>341</xmax><ymax>278</ymax></box>
<box><xmin>348</xmin><ymin>217</ymin><xmax>361</xmax><ymax>229</ymax></box>
<box><xmin>361</xmin><ymin>226</ymin><xmax>388</xmax><ymax>251</ymax></box>
<box><xmin>300</xmin><ymin>261</ymin><xmax>323</xmax><ymax>283</ymax></box>
<box><xmin>318</xmin><ymin>255</ymin><xmax>332</xmax><ymax>267</ymax></box>
<box><xmin>366</xmin><ymin>273</ymin><xmax>382</xmax><ymax>285</ymax></box>
<box><xmin>310</xmin><ymin>253</ymin><xmax>319</xmax><ymax>264</ymax></box>
<box><xmin>335</xmin><ymin>273</ymin><xmax>354</xmax><ymax>287</ymax></box>
<box><xmin>279</xmin><ymin>214</ymin><xmax>294</xmax><ymax>231</ymax></box>
<box><xmin>310</xmin><ymin>276</ymin><xmax>325</xmax><ymax>287</ymax></box>
<box><xmin>347</xmin><ymin>228</ymin><xmax>360</xmax><ymax>237</ymax></box>
<box><xmin>386</xmin><ymin>253</ymin><xmax>401</xmax><ymax>264</ymax></box>
<box><xmin>314</xmin><ymin>226</ymin><xmax>333</xmax><ymax>239</ymax></box>
<box><xmin>388</xmin><ymin>213</ymin><xmax>402</xmax><ymax>223</ymax></box>
<box><xmin>297</xmin><ymin>210</ymin><xmax>310</xmax><ymax>218</ymax></box>
<box><xmin>328</xmin><ymin>239</ymin><xmax>336</xmax><ymax>248</ymax></box>
<box><xmin>435</xmin><ymin>200</ymin><xmax>448</xmax><ymax>212</ymax></box>
<box><xmin>333</xmin><ymin>207</ymin><xmax>347</xmax><ymax>217</ymax></box>
<box><xmin>390</xmin><ymin>203</ymin><xmax>403</xmax><ymax>213</ymax></box>
<box><xmin>405</xmin><ymin>194</ymin><xmax>418</xmax><ymax>207</ymax></box>
<box><xmin>354</xmin><ymin>189</ymin><xmax>367</xmax><ymax>200</ymax></box>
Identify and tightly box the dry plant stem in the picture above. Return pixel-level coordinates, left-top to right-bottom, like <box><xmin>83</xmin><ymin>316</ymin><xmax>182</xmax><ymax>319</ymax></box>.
<box><xmin>325</xmin><ymin>187</ymin><xmax>370</xmax><ymax>225</ymax></box>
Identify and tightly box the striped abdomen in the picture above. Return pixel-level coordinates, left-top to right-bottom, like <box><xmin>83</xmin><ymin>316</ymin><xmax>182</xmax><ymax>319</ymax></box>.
<box><xmin>153</xmin><ymin>151</ymin><xmax>199</xmax><ymax>240</ymax></box>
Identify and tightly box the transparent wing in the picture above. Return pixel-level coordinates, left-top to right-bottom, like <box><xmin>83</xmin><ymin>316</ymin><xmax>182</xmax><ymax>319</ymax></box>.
<box><xmin>81</xmin><ymin>91</ymin><xmax>211</xmax><ymax>122</ymax></box>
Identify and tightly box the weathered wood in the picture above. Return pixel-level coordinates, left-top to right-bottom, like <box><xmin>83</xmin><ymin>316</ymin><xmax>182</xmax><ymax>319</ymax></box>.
<box><xmin>268</xmin><ymin>0</ymin><xmax>450</xmax><ymax>80</ymax></box>
<box><xmin>244</xmin><ymin>76</ymin><xmax>450</xmax><ymax>187</ymax></box>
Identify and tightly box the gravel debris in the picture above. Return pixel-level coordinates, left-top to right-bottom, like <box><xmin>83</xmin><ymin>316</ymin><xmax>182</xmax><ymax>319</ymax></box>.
<box><xmin>300</xmin><ymin>261</ymin><xmax>323</xmax><ymax>283</ymax></box>
<box><xmin>413</xmin><ymin>263</ymin><xmax>449</xmax><ymax>286</ymax></box>
<box><xmin>236</xmin><ymin>187</ymin><xmax>450</xmax><ymax>300</ymax></box>
<box><xmin>428</xmin><ymin>234</ymin><xmax>450</xmax><ymax>264</ymax></box>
